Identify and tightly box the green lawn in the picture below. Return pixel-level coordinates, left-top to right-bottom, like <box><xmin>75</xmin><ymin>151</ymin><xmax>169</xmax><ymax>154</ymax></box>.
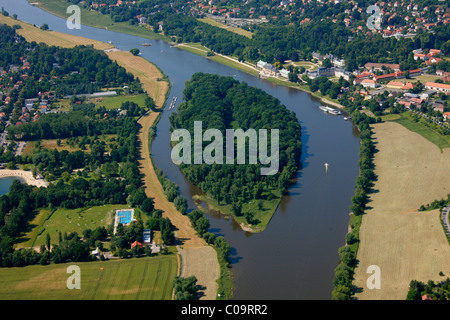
<box><xmin>25</xmin><ymin>205</ymin><xmax>126</xmax><ymax>248</ymax></box>
<box><xmin>0</xmin><ymin>255</ymin><xmax>177</xmax><ymax>300</ymax></box>
<box><xmin>389</xmin><ymin>113</ymin><xmax>450</xmax><ymax>151</ymax></box>
<box><xmin>177</xmin><ymin>43</ymin><xmax>209</xmax><ymax>57</ymax></box>
<box><xmin>90</xmin><ymin>93</ymin><xmax>147</xmax><ymax>110</ymax></box>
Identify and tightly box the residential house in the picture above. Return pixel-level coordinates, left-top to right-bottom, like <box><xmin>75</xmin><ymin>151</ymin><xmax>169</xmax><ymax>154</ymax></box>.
<box><xmin>443</xmin><ymin>112</ymin><xmax>450</xmax><ymax>121</ymax></box>
<box><xmin>386</xmin><ymin>81</ymin><xmax>406</xmax><ymax>89</ymax></box>
<box><xmin>433</xmin><ymin>103</ymin><xmax>445</xmax><ymax>113</ymax></box>
<box><xmin>360</xmin><ymin>79</ymin><xmax>378</xmax><ymax>88</ymax></box>
<box><xmin>425</xmin><ymin>82</ymin><xmax>450</xmax><ymax>94</ymax></box>
<box><xmin>131</xmin><ymin>241</ymin><xmax>142</xmax><ymax>249</ymax></box>
<box><xmin>413</xmin><ymin>53</ymin><xmax>427</xmax><ymax>61</ymax></box>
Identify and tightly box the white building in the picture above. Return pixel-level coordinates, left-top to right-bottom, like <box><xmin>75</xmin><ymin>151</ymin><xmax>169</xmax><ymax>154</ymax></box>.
<box><xmin>280</xmin><ymin>69</ymin><xmax>290</xmax><ymax>78</ymax></box>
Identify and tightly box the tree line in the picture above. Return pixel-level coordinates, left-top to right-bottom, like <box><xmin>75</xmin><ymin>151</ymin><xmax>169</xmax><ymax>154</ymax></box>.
<box><xmin>331</xmin><ymin>101</ymin><xmax>378</xmax><ymax>300</ymax></box>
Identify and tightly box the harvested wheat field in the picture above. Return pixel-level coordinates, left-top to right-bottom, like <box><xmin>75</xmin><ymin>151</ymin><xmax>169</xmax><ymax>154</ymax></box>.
<box><xmin>106</xmin><ymin>51</ymin><xmax>168</xmax><ymax>108</ymax></box>
<box><xmin>353</xmin><ymin>121</ymin><xmax>450</xmax><ymax>300</ymax></box>
<box><xmin>0</xmin><ymin>15</ymin><xmax>113</xmax><ymax>50</ymax></box>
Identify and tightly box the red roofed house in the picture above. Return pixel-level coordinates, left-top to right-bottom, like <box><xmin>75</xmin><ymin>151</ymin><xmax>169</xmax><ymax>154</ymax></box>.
<box><xmin>360</xmin><ymin>79</ymin><xmax>378</xmax><ymax>88</ymax></box>
<box><xmin>443</xmin><ymin>112</ymin><xmax>450</xmax><ymax>121</ymax></box>
<box><xmin>131</xmin><ymin>241</ymin><xmax>142</xmax><ymax>249</ymax></box>
<box><xmin>408</xmin><ymin>69</ymin><xmax>421</xmax><ymax>77</ymax></box>
<box><xmin>387</xmin><ymin>81</ymin><xmax>406</xmax><ymax>89</ymax></box>
<box><xmin>398</xmin><ymin>100</ymin><xmax>412</xmax><ymax>109</ymax></box>
<box><xmin>425</xmin><ymin>82</ymin><xmax>450</xmax><ymax>94</ymax></box>
<box><xmin>374</xmin><ymin>71</ymin><xmax>405</xmax><ymax>82</ymax></box>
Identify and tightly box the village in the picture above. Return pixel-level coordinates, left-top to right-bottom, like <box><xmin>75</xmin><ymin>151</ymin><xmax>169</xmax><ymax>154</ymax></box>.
<box><xmin>187</xmin><ymin>0</ymin><xmax>450</xmax><ymax>36</ymax></box>
<box><xmin>254</xmin><ymin>46</ymin><xmax>450</xmax><ymax>128</ymax></box>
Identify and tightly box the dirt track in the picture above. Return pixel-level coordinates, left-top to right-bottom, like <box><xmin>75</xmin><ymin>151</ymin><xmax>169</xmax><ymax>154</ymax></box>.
<box><xmin>353</xmin><ymin>122</ymin><xmax>450</xmax><ymax>300</ymax></box>
<box><xmin>137</xmin><ymin>112</ymin><xmax>219</xmax><ymax>300</ymax></box>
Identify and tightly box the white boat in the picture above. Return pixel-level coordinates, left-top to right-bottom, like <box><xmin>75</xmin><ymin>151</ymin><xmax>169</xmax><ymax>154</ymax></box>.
<box><xmin>168</xmin><ymin>96</ymin><xmax>178</xmax><ymax>110</ymax></box>
<box><xmin>329</xmin><ymin>109</ymin><xmax>342</xmax><ymax>116</ymax></box>
<box><xmin>343</xmin><ymin>116</ymin><xmax>351</xmax><ymax>121</ymax></box>
<box><xmin>320</xmin><ymin>105</ymin><xmax>341</xmax><ymax>115</ymax></box>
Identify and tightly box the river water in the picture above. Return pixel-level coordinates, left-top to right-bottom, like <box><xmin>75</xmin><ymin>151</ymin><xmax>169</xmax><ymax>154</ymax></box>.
<box><xmin>3</xmin><ymin>0</ymin><xmax>361</xmax><ymax>300</ymax></box>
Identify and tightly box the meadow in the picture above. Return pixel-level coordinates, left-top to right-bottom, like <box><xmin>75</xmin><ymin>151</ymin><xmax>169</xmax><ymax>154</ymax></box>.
<box><xmin>17</xmin><ymin>205</ymin><xmax>124</xmax><ymax>249</ymax></box>
<box><xmin>0</xmin><ymin>255</ymin><xmax>177</xmax><ymax>300</ymax></box>
<box><xmin>89</xmin><ymin>93</ymin><xmax>148</xmax><ymax>110</ymax></box>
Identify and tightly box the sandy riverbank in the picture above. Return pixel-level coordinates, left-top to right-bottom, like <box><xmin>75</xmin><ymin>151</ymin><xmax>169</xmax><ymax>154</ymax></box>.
<box><xmin>0</xmin><ymin>169</ymin><xmax>48</xmax><ymax>188</ymax></box>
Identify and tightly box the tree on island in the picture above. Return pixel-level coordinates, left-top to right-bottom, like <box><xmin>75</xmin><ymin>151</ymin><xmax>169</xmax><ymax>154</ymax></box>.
<box><xmin>130</xmin><ymin>48</ymin><xmax>140</xmax><ymax>56</ymax></box>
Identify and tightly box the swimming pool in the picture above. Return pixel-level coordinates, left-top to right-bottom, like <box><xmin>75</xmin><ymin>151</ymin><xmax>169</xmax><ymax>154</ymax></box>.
<box><xmin>118</xmin><ymin>210</ymin><xmax>133</xmax><ymax>224</ymax></box>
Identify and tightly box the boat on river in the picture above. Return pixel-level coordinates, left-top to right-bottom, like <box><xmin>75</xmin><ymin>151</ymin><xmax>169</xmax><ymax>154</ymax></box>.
<box><xmin>168</xmin><ymin>96</ymin><xmax>178</xmax><ymax>110</ymax></box>
<box><xmin>320</xmin><ymin>105</ymin><xmax>341</xmax><ymax>115</ymax></box>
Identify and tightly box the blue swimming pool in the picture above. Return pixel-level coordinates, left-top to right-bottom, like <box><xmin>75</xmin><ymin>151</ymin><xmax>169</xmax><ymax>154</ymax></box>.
<box><xmin>118</xmin><ymin>210</ymin><xmax>133</xmax><ymax>224</ymax></box>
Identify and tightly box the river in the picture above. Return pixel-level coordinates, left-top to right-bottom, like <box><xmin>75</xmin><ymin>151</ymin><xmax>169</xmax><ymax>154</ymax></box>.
<box><xmin>2</xmin><ymin>0</ymin><xmax>361</xmax><ymax>300</ymax></box>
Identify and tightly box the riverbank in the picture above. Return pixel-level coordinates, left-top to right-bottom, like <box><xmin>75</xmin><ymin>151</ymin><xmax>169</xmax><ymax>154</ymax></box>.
<box><xmin>0</xmin><ymin>14</ymin><xmax>221</xmax><ymax>300</ymax></box>
<box><xmin>0</xmin><ymin>169</ymin><xmax>48</xmax><ymax>188</ymax></box>
<box><xmin>353</xmin><ymin>122</ymin><xmax>450</xmax><ymax>299</ymax></box>
<box><xmin>27</xmin><ymin>0</ymin><xmax>168</xmax><ymax>41</ymax></box>
<box><xmin>175</xmin><ymin>43</ymin><xmax>345</xmax><ymax>111</ymax></box>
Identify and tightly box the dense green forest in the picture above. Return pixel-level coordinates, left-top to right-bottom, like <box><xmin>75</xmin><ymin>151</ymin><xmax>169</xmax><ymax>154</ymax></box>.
<box><xmin>0</xmin><ymin>24</ymin><xmax>140</xmax><ymax>99</ymax></box>
<box><xmin>169</xmin><ymin>73</ymin><xmax>302</xmax><ymax>223</ymax></box>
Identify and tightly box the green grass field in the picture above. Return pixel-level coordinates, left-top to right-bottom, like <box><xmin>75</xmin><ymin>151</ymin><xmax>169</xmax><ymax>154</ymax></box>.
<box><xmin>0</xmin><ymin>255</ymin><xmax>177</xmax><ymax>300</ymax></box>
<box><xmin>388</xmin><ymin>113</ymin><xmax>450</xmax><ymax>151</ymax></box>
<box><xmin>90</xmin><ymin>93</ymin><xmax>147</xmax><ymax>110</ymax></box>
<box><xmin>20</xmin><ymin>205</ymin><xmax>125</xmax><ymax>248</ymax></box>
<box><xmin>177</xmin><ymin>43</ymin><xmax>209</xmax><ymax>57</ymax></box>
